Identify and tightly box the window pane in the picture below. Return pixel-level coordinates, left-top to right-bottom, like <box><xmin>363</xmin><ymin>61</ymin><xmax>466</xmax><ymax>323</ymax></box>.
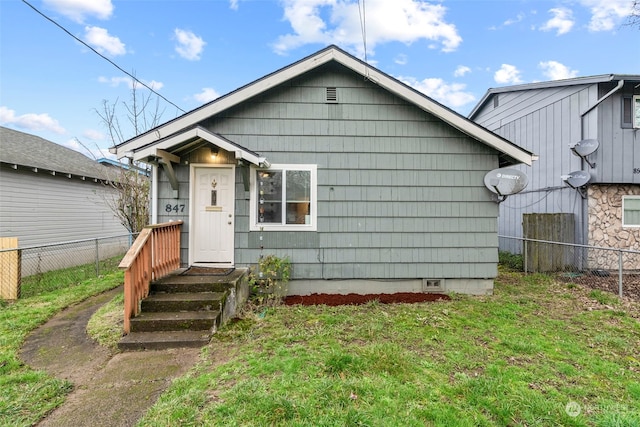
<box><xmin>257</xmin><ymin>170</ymin><xmax>282</xmax><ymax>224</ymax></box>
<box><xmin>624</xmin><ymin>198</ymin><xmax>640</xmax><ymax>226</ymax></box>
<box><xmin>623</xmin><ymin>97</ymin><xmax>632</xmax><ymax>125</ymax></box>
<box><xmin>286</xmin><ymin>170</ymin><xmax>310</xmax><ymax>201</ymax></box>
<box><xmin>634</xmin><ymin>97</ymin><xmax>640</xmax><ymax>128</ymax></box>
<box><xmin>286</xmin><ymin>170</ymin><xmax>311</xmax><ymax>224</ymax></box>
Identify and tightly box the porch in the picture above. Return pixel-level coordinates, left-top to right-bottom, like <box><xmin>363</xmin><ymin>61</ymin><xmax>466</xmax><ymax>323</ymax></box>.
<box><xmin>118</xmin><ymin>221</ymin><xmax>249</xmax><ymax>350</ymax></box>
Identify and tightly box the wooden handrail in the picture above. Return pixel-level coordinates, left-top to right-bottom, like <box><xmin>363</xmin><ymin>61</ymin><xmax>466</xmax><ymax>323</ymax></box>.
<box><xmin>120</xmin><ymin>221</ymin><xmax>183</xmax><ymax>334</ymax></box>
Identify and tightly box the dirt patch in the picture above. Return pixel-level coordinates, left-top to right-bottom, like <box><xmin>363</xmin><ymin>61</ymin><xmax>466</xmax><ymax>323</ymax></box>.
<box><xmin>284</xmin><ymin>292</ymin><xmax>450</xmax><ymax>306</ymax></box>
<box><xmin>20</xmin><ymin>287</ymin><xmax>201</xmax><ymax>427</ymax></box>
<box><xmin>556</xmin><ymin>272</ymin><xmax>640</xmax><ymax>301</ymax></box>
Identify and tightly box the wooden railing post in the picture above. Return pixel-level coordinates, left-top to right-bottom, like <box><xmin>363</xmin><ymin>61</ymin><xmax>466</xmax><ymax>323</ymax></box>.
<box><xmin>119</xmin><ymin>221</ymin><xmax>183</xmax><ymax>334</ymax></box>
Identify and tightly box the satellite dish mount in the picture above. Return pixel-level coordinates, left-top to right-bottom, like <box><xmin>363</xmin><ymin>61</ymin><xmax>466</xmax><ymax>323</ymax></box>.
<box><xmin>569</xmin><ymin>139</ymin><xmax>599</xmax><ymax>168</ymax></box>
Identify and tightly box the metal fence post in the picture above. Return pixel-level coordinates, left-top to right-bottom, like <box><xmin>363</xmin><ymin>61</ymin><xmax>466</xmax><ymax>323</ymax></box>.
<box><xmin>524</xmin><ymin>239</ymin><xmax>528</xmax><ymax>273</ymax></box>
<box><xmin>618</xmin><ymin>250</ymin><xmax>623</xmax><ymax>299</ymax></box>
<box><xmin>95</xmin><ymin>238</ymin><xmax>100</xmax><ymax>277</ymax></box>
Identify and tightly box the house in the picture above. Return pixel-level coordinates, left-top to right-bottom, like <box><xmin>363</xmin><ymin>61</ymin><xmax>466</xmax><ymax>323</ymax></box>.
<box><xmin>469</xmin><ymin>75</ymin><xmax>640</xmax><ymax>268</ymax></box>
<box><xmin>110</xmin><ymin>45</ymin><xmax>536</xmax><ymax>296</ymax></box>
<box><xmin>0</xmin><ymin>126</ymin><xmax>129</xmax><ymax>273</ymax></box>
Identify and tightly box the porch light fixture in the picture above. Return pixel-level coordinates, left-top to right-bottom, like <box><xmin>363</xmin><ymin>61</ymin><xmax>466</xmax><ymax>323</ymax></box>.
<box><xmin>210</xmin><ymin>147</ymin><xmax>219</xmax><ymax>158</ymax></box>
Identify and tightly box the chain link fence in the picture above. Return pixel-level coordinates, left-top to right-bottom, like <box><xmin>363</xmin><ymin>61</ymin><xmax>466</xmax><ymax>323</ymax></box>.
<box><xmin>0</xmin><ymin>234</ymin><xmax>134</xmax><ymax>299</ymax></box>
<box><xmin>499</xmin><ymin>235</ymin><xmax>640</xmax><ymax>300</ymax></box>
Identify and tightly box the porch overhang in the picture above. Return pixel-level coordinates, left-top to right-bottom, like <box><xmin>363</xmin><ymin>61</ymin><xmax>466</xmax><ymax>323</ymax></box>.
<box><xmin>118</xmin><ymin>126</ymin><xmax>269</xmax><ymax>167</ymax></box>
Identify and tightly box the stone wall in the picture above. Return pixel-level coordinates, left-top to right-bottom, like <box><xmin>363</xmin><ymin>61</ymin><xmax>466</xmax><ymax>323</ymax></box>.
<box><xmin>587</xmin><ymin>184</ymin><xmax>640</xmax><ymax>269</ymax></box>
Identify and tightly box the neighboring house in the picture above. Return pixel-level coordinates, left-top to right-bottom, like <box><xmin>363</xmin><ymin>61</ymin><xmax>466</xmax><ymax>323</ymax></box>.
<box><xmin>111</xmin><ymin>45</ymin><xmax>535</xmax><ymax>295</ymax></box>
<box><xmin>0</xmin><ymin>126</ymin><xmax>129</xmax><ymax>273</ymax></box>
<box><xmin>469</xmin><ymin>75</ymin><xmax>640</xmax><ymax>268</ymax></box>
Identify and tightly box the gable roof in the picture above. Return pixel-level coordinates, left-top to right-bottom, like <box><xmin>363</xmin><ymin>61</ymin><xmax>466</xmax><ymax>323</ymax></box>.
<box><xmin>0</xmin><ymin>126</ymin><xmax>112</xmax><ymax>181</ymax></box>
<box><xmin>469</xmin><ymin>74</ymin><xmax>640</xmax><ymax>119</ymax></box>
<box><xmin>112</xmin><ymin>45</ymin><xmax>537</xmax><ymax>166</ymax></box>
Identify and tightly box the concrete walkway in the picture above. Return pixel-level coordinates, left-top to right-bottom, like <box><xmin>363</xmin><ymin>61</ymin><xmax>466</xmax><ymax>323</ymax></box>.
<box><xmin>20</xmin><ymin>287</ymin><xmax>201</xmax><ymax>427</ymax></box>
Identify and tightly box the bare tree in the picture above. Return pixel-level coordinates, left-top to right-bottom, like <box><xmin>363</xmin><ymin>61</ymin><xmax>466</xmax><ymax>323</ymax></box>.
<box><xmin>92</xmin><ymin>77</ymin><xmax>166</xmax><ymax>234</ymax></box>
<box><xmin>626</xmin><ymin>0</ymin><xmax>640</xmax><ymax>28</ymax></box>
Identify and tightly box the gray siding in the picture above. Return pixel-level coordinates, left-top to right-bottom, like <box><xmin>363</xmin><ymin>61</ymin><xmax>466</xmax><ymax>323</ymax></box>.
<box><xmin>157</xmin><ymin>63</ymin><xmax>502</xmax><ymax>281</ymax></box>
<box><xmin>472</xmin><ymin>80</ymin><xmax>640</xmax><ymax>252</ymax></box>
<box><xmin>0</xmin><ymin>166</ymin><xmax>128</xmax><ymax>247</ymax></box>
<box><xmin>472</xmin><ymin>85</ymin><xmax>599</xmax><ymax>248</ymax></box>
<box><xmin>595</xmin><ymin>91</ymin><xmax>640</xmax><ymax>183</ymax></box>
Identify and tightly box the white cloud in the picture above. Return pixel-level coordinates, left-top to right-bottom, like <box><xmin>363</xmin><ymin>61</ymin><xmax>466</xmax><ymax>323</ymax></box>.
<box><xmin>98</xmin><ymin>76</ymin><xmax>164</xmax><ymax>91</ymax></box>
<box><xmin>230</xmin><ymin>0</ymin><xmax>240</xmax><ymax>10</ymax></box>
<box><xmin>273</xmin><ymin>0</ymin><xmax>462</xmax><ymax>57</ymax></box>
<box><xmin>397</xmin><ymin>76</ymin><xmax>475</xmax><ymax>108</ymax></box>
<box><xmin>579</xmin><ymin>0</ymin><xmax>633</xmax><ymax>31</ymax></box>
<box><xmin>539</xmin><ymin>61</ymin><xmax>579</xmax><ymax>80</ymax></box>
<box><xmin>194</xmin><ymin>88</ymin><xmax>221</xmax><ymax>104</ymax></box>
<box><xmin>453</xmin><ymin>65</ymin><xmax>471</xmax><ymax>77</ymax></box>
<box><xmin>0</xmin><ymin>106</ymin><xmax>66</xmax><ymax>134</ymax></box>
<box><xmin>540</xmin><ymin>7</ymin><xmax>574</xmax><ymax>35</ymax></box>
<box><xmin>503</xmin><ymin>12</ymin><xmax>525</xmax><ymax>26</ymax></box>
<box><xmin>174</xmin><ymin>29</ymin><xmax>206</xmax><ymax>61</ymax></box>
<box><xmin>82</xmin><ymin>129</ymin><xmax>106</xmax><ymax>141</ymax></box>
<box><xmin>394</xmin><ymin>53</ymin><xmax>408</xmax><ymax>65</ymax></box>
<box><xmin>494</xmin><ymin>64</ymin><xmax>523</xmax><ymax>85</ymax></box>
<box><xmin>84</xmin><ymin>26</ymin><xmax>126</xmax><ymax>56</ymax></box>
<box><xmin>43</xmin><ymin>0</ymin><xmax>113</xmax><ymax>23</ymax></box>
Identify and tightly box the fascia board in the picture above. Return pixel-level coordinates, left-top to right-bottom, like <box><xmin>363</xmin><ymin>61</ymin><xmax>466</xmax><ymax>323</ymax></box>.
<box><xmin>132</xmin><ymin>127</ymin><xmax>265</xmax><ymax>166</ymax></box>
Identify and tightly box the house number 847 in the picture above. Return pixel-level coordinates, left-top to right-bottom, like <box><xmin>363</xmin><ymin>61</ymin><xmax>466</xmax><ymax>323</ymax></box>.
<box><xmin>165</xmin><ymin>204</ymin><xmax>185</xmax><ymax>213</ymax></box>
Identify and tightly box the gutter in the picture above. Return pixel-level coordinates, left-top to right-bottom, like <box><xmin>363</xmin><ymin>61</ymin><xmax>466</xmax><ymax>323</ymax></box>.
<box><xmin>581</xmin><ymin>78</ymin><xmax>624</xmax><ymax>128</ymax></box>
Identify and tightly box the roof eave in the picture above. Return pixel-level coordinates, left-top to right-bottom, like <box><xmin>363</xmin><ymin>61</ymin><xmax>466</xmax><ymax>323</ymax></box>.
<box><xmin>114</xmin><ymin>45</ymin><xmax>535</xmax><ymax>166</ymax></box>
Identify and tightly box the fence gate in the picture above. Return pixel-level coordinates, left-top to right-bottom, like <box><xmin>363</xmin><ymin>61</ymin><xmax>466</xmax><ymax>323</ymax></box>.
<box><xmin>523</xmin><ymin>213</ymin><xmax>575</xmax><ymax>273</ymax></box>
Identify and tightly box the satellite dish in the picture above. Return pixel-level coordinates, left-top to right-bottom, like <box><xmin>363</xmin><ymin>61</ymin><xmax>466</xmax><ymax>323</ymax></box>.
<box><xmin>569</xmin><ymin>139</ymin><xmax>599</xmax><ymax>167</ymax></box>
<box><xmin>484</xmin><ymin>168</ymin><xmax>529</xmax><ymax>199</ymax></box>
<box><xmin>561</xmin><ymin>170</ymin><xmax>590</xmax><ymax>198</ymax></box>
<box><xmin>561</xmin><ymin>170</ymin><xmax>590</xmax><ymax>188</ymax></box>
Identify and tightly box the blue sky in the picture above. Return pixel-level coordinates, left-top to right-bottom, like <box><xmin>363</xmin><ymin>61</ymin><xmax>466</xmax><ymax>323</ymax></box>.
<box><xmin>1</xmin><ymin>0</ymin><xmax>638</xmax><ymax>159</ymax></box>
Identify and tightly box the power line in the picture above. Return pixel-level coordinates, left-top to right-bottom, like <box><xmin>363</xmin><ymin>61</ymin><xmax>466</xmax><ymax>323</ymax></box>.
<box><xmin>358</xmin><ymin>0</ymin><xmax>368</xmax><ymax>64</ymax></box>
<box><xmin>21</xmin><ymin>0</ymin><xmax>186</xmax><ymax>114</ymax></box>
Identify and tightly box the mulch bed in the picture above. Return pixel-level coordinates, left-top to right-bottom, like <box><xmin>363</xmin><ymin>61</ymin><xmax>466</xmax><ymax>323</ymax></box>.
<box><xmin>284</xmin><ymin>292</ymin><xmax>450</xmax><ymax>306</ymax></box>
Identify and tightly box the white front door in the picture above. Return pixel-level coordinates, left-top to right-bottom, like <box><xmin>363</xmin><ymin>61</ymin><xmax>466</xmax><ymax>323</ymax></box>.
<box><xmin>191</xmin><ymin>166</ymin><xmax>235</xmax><ymax>266</ymax></box>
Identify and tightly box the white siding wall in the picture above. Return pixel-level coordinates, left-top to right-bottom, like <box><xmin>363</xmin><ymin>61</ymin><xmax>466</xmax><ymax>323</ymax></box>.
<box><xmin>0</xmin><ymin>166</ymin><xmax>128</xmax><ymax>247</ymax></box>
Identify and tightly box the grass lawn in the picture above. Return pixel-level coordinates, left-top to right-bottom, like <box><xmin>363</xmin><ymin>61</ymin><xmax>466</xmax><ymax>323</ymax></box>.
<box><xmin>138</xmin><ymin>270</ymin><xmax>640</xmax><ymax>426</ymax></box>
<box><xmin>0</xmin><ymin>267</ymin><xmax>123</xmax><ymax>426</ymax></box>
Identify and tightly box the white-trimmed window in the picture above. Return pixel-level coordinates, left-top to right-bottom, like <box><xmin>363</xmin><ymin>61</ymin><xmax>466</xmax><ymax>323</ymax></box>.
<box><xmin>623</xmin><ymin>95</ymin><xmax>640</xmax><ymax>128</ymax></box>
<box><xmin>622</xmin><ymin>196</ymin><xmax>640</xmax><ymax>227</ymax></box>
<box><xmin>250</xmin><ymin>164</ymin><xmax>317</xmax><ymax>231</ymax></box>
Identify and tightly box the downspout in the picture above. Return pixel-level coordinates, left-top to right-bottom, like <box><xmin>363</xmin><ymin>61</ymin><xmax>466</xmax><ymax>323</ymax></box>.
<box><xmin>151</xmin><ymin>164</ymin><xmax>158</xmax><ymax>224</ymax></box>
<box><xmin>578</xmin><ymin>78</ymin><xmax>624</xmax><ymax>249</ymax></box>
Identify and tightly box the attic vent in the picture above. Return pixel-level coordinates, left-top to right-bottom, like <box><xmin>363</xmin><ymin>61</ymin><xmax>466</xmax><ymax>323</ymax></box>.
<box><xmin>493</xmin><ymin>95</ymin><xmax>499</xmax><ymax>108</ymax></box>
<box><xmin>326</xmin><ymin>87</ymin><xmax>338</xmax><ymax>103</ymax></box>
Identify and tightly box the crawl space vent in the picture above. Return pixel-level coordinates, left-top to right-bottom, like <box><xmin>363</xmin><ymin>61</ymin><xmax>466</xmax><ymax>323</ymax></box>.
<box><xmin>326</xmin><ymin>87</ymin><xmax>338</xmax><ymax>103</ymax></box>
<box><xmin>422</xmin><ymin>279</ymin><xmax>443</xmax><ymax>291</ymax></box>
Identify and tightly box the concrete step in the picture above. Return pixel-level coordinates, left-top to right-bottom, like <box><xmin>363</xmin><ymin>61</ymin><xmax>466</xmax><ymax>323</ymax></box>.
<box><xmin>141</xmin><ymin>292</ymin><xmax>226</xmax><ymax>312</ymax></box>
<box><xmin>129</xmin><ymin>310</ymin><xmax>221</xmax><ymax>332</ymax></box>
<box><xmin>152</xmin><ymin>269</ymin><xmax>245</xmax><ymax>293</ymax></box>
<box><xmin>118</xmin><ymin>330</ymin><xmax>211</xmax><ymax>351</ymax></box>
